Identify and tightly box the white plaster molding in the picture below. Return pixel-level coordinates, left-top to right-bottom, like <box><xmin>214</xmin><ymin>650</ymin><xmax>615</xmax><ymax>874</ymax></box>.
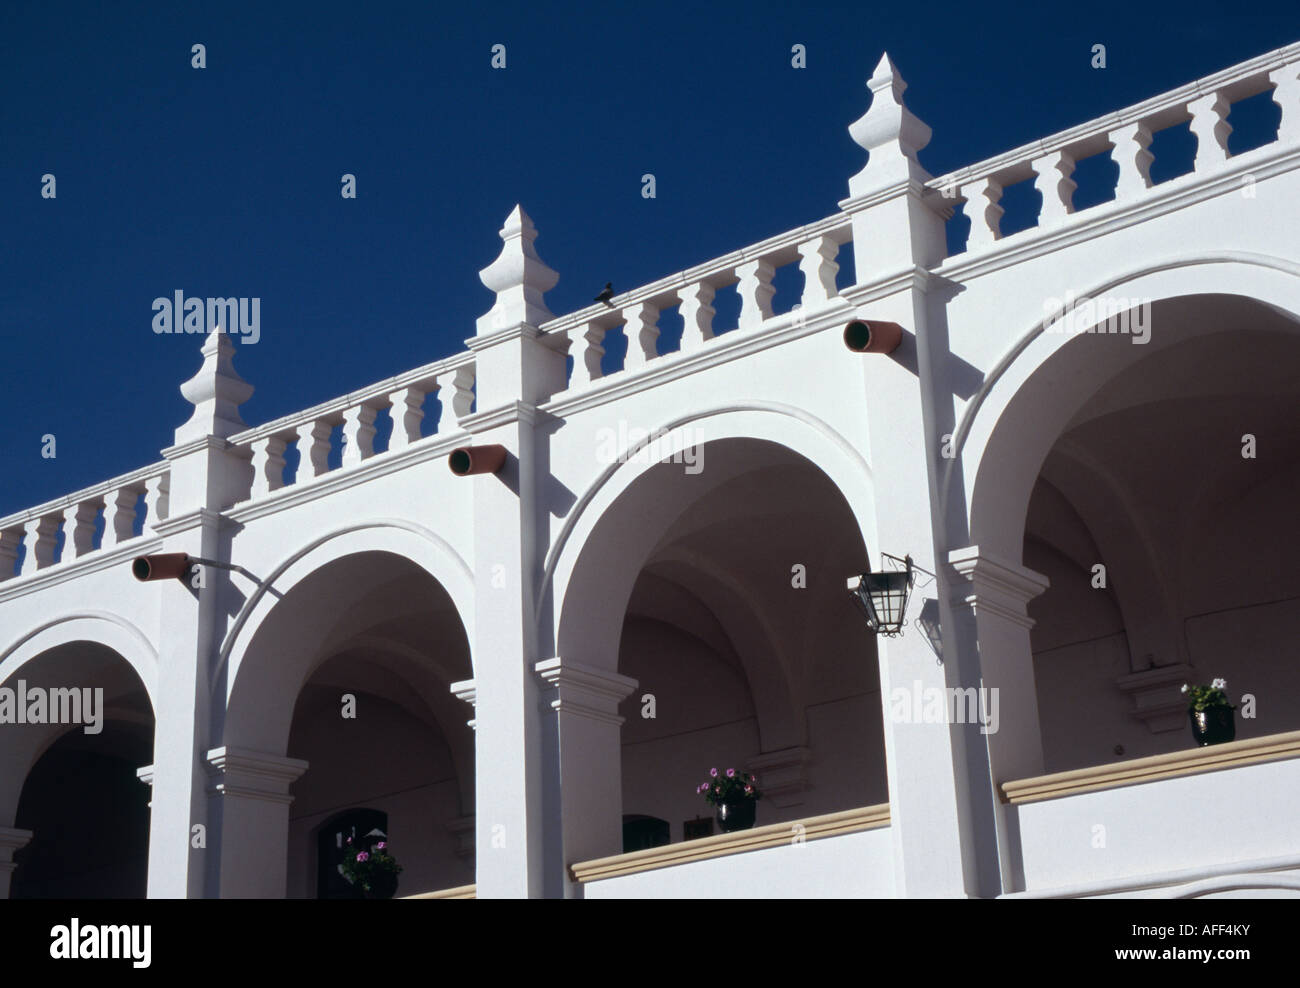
<box><xmin>534</xmin><ymin>657</ymin><xmax>637</xmax><ymax>728</ymax></box>
<box><xmin>205</xmin><ymin>746</ymin><xmax>309</xmax><ymax>805</ymax></box>
<box><xmin>747</xmin><ymin>746</ymin><xmax>812</xmax><ymax>808</ymax></box>
<box><xmin>450</xmin><ymin>678</ymin><xmax>477</xmax><ymax>731</ymax></box>
<box><xmin>949</xmin><ymin>546</ymin><xmax>1050</xmax><ymax>629</ymax></box>
<box><xmin>445</xmin><ymin>814</ymin><xmax>476</xmax><ymax>860</ymax></box>
<box><xmin>1115</xmin><ymin>663</ymin><xmax>1196</xmax><ymax>734</ymax></box>
<box><xmin>475</xmin><ymin>204</ymin><xmax>559</xmax><ymax>334</ymax></box>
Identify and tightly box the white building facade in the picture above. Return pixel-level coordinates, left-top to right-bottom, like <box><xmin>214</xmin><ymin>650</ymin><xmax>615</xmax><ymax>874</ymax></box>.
<box><xmin>3</xmin><ymin>42</ymin><xmax>1300</xmax><ymax>900</ymax></box>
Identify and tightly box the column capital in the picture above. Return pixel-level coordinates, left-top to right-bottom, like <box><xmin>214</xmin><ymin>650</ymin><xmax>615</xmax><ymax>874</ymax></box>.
<box><xmin>450</xmin><ymin>678</ymin><xmax>478</xmax><ymax>731</ymax></box>
<box><xmin>948</xmin><ymin>546</ymin><xmax>1049</xmax><ymax>629</ymax></box>
<box><xmin>205</xmin><ymin>746</ymin><xmax>309</xmax><ymax>805</ymax></box>
<box><xmin>747</xmin><ymin>746</ymin><xmax>811</xmax><ymax>808</ymax></box>
<box><xmin>534</xmin><ymin>657</ymin><xmax>637</xmax><ymax>727</ymax></box>
<box><xmin>0</xmin><ymin>826</ymin><xmax>33</xmax><ymax>855</ymax></box>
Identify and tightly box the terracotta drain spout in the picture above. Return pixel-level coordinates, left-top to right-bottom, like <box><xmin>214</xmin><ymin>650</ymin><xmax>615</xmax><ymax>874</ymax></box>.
<box><xmin>449</xmin><ymin>444</ymin><xmax>508</xmax><ymax>476</ymax></box>
<box><xmin>131</xmin><ymin>553</ymin><xmax>192</xmax><ymax>582</ymax></box>
<box><xmin>844</xmin><ymin>320</ymin><xmax>903</xmax><ymax>355</ymax></box>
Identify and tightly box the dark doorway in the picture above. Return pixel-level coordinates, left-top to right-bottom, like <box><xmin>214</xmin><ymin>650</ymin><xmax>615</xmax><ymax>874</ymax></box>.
<box><xmin>316</xmin><ymin>808</ymin><xmax>388</xmax><ymax>899</ymax></box>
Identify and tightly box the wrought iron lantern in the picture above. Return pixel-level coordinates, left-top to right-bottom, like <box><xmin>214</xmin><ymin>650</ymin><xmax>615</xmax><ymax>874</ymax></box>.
<box><xmin>847</xmin><ymin>553</ymin><xmax>918</xmax><ymax>637</ymax></box>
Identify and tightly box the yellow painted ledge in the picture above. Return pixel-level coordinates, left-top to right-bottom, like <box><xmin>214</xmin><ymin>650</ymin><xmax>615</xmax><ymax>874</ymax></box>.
<box><xmin>1002</xmin><ymin>729</ymin><xmax>1300</xmax><ymax>806</ymax></box>
<box><xmin>571</xmin><ymin>803</ymin><xmax>890</xmax><ymax>884</ymax></box>
<box><xmin>403</xmin><ymin>883</ymin><xmax>476</xmax><ymax>899</ymax></box>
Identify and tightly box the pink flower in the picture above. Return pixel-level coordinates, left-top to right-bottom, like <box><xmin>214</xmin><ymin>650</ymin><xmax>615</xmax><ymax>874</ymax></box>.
<box><xmin>376</xmin><ymin>842</ymin><xmax>386</xmax><ymax>850</ymax></box>
<box><xmin>710</xmin><ymin>768</ymin><xmax>718</xmax><ymax>777</ymax></box>
<box><xmin>356</xmin><ymin>851</ymin><xmax>369</xmax><ymax>862</ymax></box>
<box><xmin>744</xmin><ymin>785</ymin><xmax>753</xmax><ymax>795</ymax></box>
<box><xmin>726</xmin><ymin>768</ymin><xmax>736</xmax><ymax>778</ymax></box>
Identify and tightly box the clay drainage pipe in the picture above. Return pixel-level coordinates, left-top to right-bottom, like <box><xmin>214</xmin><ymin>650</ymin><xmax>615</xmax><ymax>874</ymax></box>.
<box><xmin>131</xmin><ymin>553</ymin><xmax>192</xmax><ymax>582</ymax></box>
<box><xmin>843</xmin><ymin>319</ymin><xmax>903</xmax><ymax>355</ymax></box>
<box><xmin>448</xmin><ymin>444</ymin><xmax>508</xmax><ymax>476</ymax></box>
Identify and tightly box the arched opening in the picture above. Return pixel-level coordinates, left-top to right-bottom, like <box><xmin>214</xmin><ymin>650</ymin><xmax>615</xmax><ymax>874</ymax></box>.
<box><xmin>973</xmin><ymin>292</ymin><xmax>1300</xmax><ymax>773</ymax></box>
<box><xmin>3</xmin><ymin>641</ymin><xmax>154</xmax><ymax>898</ymax></box>
<box><xmin>560</xmin><ymin>435</ymin><xmax>888</xmax><ymax>849</ymax></box>
<box><xmin>224</xmin><ymin>547</ymin><xmax>474</xmax><ymax>898</ymax></box>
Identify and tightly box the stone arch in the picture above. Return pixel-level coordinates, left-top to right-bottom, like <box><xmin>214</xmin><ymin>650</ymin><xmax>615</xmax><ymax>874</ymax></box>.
<box><xmin>219</xmin><ymin>521</ymin><xmax>474</xmax><ymax>754</ymax></box>
<box><xmin>546</xmin><ymin>403</ymin><xmax>876</xmax><ymax>672</ymax></box>
<box><xmin>954</xmin><ymin>256</ymin><xmax>1300</xmax><ymax>563</ymax></box>
<box><xmin>0</xmin><ymin>612</ymin><xmax>158</xmax><ymax>708</ymax></box>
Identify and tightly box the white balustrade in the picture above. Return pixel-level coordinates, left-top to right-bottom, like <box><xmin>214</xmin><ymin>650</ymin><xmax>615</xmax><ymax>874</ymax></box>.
<box><xmin>435</xmin><ymin>366</ymin><xmax>475</xmax><ymax>431</ymax></box>
<box><xmin>249</xmin><ymin>436</ymin><xmax>288</xmax><ymax>498</ymax></box>
<box><xmin>387</xmin><ymin>386</ymin><xmax>426</xmax><ymax>450</ymax></box>
<box><xmin>0</xmin><ymin>529</ymin><xmax>21</xmax><ymax>581</ymax></box>
<box><xmin>143</xmin><ymin>473</ymin><xmax>170</xmax><ymax>526</ymax></box>
<box><xmin>20</xmin><ymin>516</ymin><xmax>58</xmax><ymax>575</ymax></box>
<box><xmin>340</xmin><ymin>403</ymin><xmax>378</xmax><ymax>467</ymax></box>
<box><xmin>61</xmin><ymin>500</ymin><xmax>100</xmax><ymax>559</ymax></box>
<box><xmin>568</xmin><ymin>322</ymin><xmax>608</xmax><ymax>386</ymax></box>
<box><xmin>797</xmin><ymin>236</ymin><xmax>840</xmax><ymax>308</ymax></box>
<box><xmin>736</xmin><ymin>259</ymin><xmax>775</xmax><ymax>330</ymax></box>
<box><xmin>622</xmin><ymin>302</ymin><xmax>661</xmax><ymax>370</ymax></box>
<box><xmin>103</xmin><ymin>487</ymin><xmax>140</xmax><ymax>546</ymax></box>
<box><xmin>963</xmin><ymin>176</ymin><xmax>1004</xmax><ymax>248</ymax></box>
<box><xmin>677</xmin><ymin>282</ymin><xmax>716</xmax><ymax>351</ymax></box>
<box><xmin>1271</xmin><ymin>63</ymin><xmax>1300</xmax><ymax>142</ymax></box>
<box><xmin>1110</xmin><ymin>121</ymin><xmax>1155</xmax><ymax>199</ymax></box>
<box><xmin>1032</xmin><ymin>150</ymin><xmax>1077</xmax><ymax>226</ymax></box>
<box><xmin>1188</xmin><ymin>91</ymin><xmax>1232</xmax><ymax>171</ymax></box>
<box><xmin>296</xmin><ymin>420</ymin><xmax>333</xmax><ymax>479</ymax></box>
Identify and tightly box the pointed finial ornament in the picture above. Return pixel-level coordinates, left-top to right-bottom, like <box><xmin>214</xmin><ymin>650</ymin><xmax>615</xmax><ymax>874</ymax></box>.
<box><xmin>846</xmin><ymin>52</ymin><xmax>933</xmax><ymax>199</ymax></box>
<box><xmin>476</xmin><ymin>204</ymin><xmax>560</xmax><ymax>335</ymax></box>
<box><xmin>175</xmin><ymin>326</ymin><xmax>254</xmax><ymax>443</ymax></box>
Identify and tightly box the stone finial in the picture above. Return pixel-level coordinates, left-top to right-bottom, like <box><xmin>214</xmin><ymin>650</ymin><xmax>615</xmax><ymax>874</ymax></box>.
<box><xmin>476</xmin><ymin>205</ymin><xmax>560</xmax><ymax>335</ymax></box>
<box><xmin>846</xmin><ymin>52</ymin><xmax>933</xmax><ymax>198</ymax></box>
<box><xmin>175</xmin><ymin>327</ymin><xmax>254</xmax><ymax>444</ymax></box>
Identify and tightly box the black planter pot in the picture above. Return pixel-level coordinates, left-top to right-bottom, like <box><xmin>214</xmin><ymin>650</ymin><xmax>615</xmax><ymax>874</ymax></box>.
<box><xmin>362</xmin><ymin>871</ymin><xmax>400</xmax><ymax>900</ymax></box>
<box><xmin>1189</xmin><ymin>706</ymin><xmax>1235</xmax><ymax>747</ymax></box>
<box><xmin>716</xmin><ymin>798</ymin><xmax>757</xmax><ymax>833</ymax></box>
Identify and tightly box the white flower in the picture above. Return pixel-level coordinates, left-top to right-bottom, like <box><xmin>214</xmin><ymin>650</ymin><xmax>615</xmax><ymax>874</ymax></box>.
<box><xmin>1180</xmin><ymin>684</ymin><xmax>1188</xmax><ymax>693</ymax></box>
<box><xmin>1212</xmin><ymin>678</ymin><xmax>1226</xmax><ymax>689</ymax></box>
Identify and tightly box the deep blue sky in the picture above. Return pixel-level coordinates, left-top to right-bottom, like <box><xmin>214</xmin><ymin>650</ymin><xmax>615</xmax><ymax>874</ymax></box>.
<box><xmin>2</xmin><ymin>0</ymin><xmax>1297</xmax><ymax>517</ymax></box>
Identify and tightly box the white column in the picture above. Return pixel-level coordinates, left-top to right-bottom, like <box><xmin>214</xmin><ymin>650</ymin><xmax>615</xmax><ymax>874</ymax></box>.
<box><xmin>534</xmin><ymin>658</ymin><xmax>637</xmax><ymax>896</ymax></box>
<box><xmin>948</xmin><ymin>547</ymin><xmax>1049</xmax><ymax>781</ymax></box>
<box><xmin>205</xmin><ymin>747</ymin><xmax>308</xmax><ymax>898</ymax></box>
<box><xmin>0</xmin><ymin>826</ymin><xmax>32</xmax><ymax>899</ymax></box>
<box><xmin>148</xmin><ymin>327</ymin><xmax>256</xmax><ymax>898</ymax></box>
<box><xmin>949</xmin><ymin>545</ymin><xmax>1049</xmax><ymax>893</ymax></box>
<box><xmin>677</xmin><ymin>282</ymin><xmax>716</xmax><ymax>351</ymax></box>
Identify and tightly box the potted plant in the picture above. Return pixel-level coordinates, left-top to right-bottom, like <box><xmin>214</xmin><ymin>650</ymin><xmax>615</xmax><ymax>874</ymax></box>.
<box><xmin>339</xmin><ymin>836</ymin><xmax>403</xmax><ymax>899</ymax></box>
<box><xmin>1182</xmin><ymin>678</ymin><xmax>1236</xmax><ymax>747</ymax></box>
<box><xmin>696</xmin><ymin>767</ymin><xmax>762</xmax><ymax>833</ymax></box>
